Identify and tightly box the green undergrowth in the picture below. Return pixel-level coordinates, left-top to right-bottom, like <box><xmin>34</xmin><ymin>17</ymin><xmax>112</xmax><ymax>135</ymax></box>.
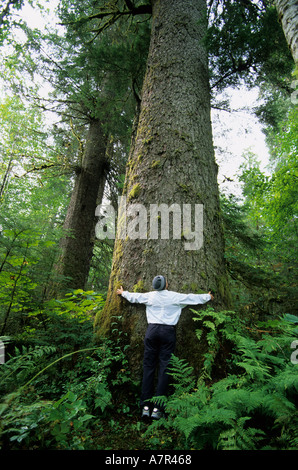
<box><xmin>143</xmin><ymin>308</ymin><xmax>298</xmax><ymax>450</ymax></box>
<box><xmin>0</xmin><ymin>297</ymin><xmax>297</xmax><ymax>450</ymax></box>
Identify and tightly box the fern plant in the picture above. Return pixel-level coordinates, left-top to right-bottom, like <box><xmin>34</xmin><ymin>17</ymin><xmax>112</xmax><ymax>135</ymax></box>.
<box><xmin>0</xmin><ymin>344</ymin><xmax>57</xmax><ymax>396</ymax></box>
<box><xmin>218</xmin><ymin>417</ymin><xmax>265</xmax><ymax>450</ymax></box>
<box><xmin>167</xmin><ymin>355</ymin><xmax>195</xmax><ymax>394</ymax></box>
<box><xmin>0</xmin><ymin>323</ymin><xmax>133</xmax><ymax>449</ymax></box>
<box><xmin>144</xmin><ymin>308</ymin><xmax>298</xmax><ymax>450</ymax></box>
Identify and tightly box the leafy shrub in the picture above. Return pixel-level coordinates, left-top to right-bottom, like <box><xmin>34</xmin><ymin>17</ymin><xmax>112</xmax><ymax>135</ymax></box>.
<box><xmin>0</xmin><ymin>341</ymin><xmax>122</xmax><ymax>449</ymax></box>
<box><xmin>144</xmin><ymin>308</ymin><xmax>298</xmax><ymax>450</ymax></box>
<box><xmin>0</xmin><ymin>292</ymin><xmax>134</xmax><ymax>450</ymax></box>
<box><xmin>1</xmin><ymin>303</ymin><xmax>297</xmax><ymax>450</ymax></box>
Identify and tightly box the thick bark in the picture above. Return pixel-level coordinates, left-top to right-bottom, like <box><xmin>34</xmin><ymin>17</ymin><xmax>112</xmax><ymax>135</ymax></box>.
<box><xmin>52</xmin><ymin>118</ymin><xmax>108</xmax><ymax>295</ymax></box>
<box><xmin>95</xmin><ymin>0</ymin><xmax>231</xmax><ymax>375</ymax></box>
<box><xmin>275</xmin><ymin>0</ymin><xmax>298</xmax><ymax>64</ymax></box>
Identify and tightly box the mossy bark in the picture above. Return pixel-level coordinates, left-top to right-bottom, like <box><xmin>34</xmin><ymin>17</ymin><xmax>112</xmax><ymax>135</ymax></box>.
<box><xmin>275</xmin><ymin>0</ymin><xmax>298</xmax><ymax>64</ymax></box>
<box><xmin>95</xmin><ymin>0</ymin><xmax>232</xmax><ymax>377</ymax></box>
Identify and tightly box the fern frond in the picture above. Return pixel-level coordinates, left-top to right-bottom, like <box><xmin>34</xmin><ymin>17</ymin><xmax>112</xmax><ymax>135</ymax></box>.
<box><xmin>167</xmin><ymin>355</ymin><xmax>195</xmax><ymax>393</ymax></box>
<box><xmin>262</xmin><ymin>393</ymin><xmax>296</xmax><ymax>420</ymax></box>
<box><xmin>211</xmin><ymin>388</ymin><xmax>264</xmax><ymax>416</ymax></box>
<box><xmin>269</xmin><ymin>365</ymin><xmax>298</xmax><ymax>393</ymax></box>
<box><xmin>218</xmin><ymin>417</ymin><xmax>265</xmax><ymax>450</ymax></box>
<box><xmin>0</xmin><ymin>345</ymin><xmax>57</xmax><ymax>394</ymax></box>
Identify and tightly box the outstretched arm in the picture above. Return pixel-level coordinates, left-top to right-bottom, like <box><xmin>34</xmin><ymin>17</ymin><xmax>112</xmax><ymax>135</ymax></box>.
<box><xmin>116</xmin><ymin>286</ymin><xmax>150</xmax><ymax>305</ymax></box>
<box><xmin>174</xmin><ymin>291</ymin><xmax>214</xmax><ymax>306</ymax></box>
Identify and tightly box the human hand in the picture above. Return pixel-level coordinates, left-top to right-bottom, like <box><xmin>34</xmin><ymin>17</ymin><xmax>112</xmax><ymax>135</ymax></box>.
<box><xmin>208</xmin><ymin>291</ymin><xmax>214</xmax><ymax>301</ymax></box>
<box><xmin>117</xmin><ymin>286</ymin><xmax>124</xmax><ymax>295</ymax></box>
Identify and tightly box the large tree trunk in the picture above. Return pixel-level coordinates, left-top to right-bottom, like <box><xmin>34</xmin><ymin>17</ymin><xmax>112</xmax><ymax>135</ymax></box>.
<box><xmin>275</xmin><ymin>0</ymin><xmax>298</xmax><ymax>64</ymax></box>
<box><xmin>52</xmin><ymin>118</ymin><xmax>108</xmax><ymax>295</ymax></box>
<box><xmin>95</xmin><ymin>0</ymin><xmax>231</xmax><ymax>375</ymax></box>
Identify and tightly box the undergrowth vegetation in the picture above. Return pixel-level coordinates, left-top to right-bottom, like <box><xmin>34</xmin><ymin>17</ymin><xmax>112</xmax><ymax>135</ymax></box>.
<box><xmin>145</xmin><ymin>308</ymin><xmax>298</xmax><ymax>450</ymax></box>
<box><xmin>0</xmin><ymin>296</ymin><xmax>297</xmax><ymax>450</ymax></box>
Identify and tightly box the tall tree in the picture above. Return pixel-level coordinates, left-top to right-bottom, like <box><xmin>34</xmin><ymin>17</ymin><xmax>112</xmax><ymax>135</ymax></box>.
<box><xmin>52</xmin><ymin>118</ymin><xmax>109</xmax><ymax>292</ymax></box>
<box><xmin>275</xmin><ymin>0</ymin><xmax>298</xmax><ymax>64</ymax></box>
<box><xmin>95</xmin><ymin>0</ymin><xmax>231</xmax><ymax>374</ymax></box>
<box><xmin>21</xmin><ymin>3</ymin><xmax>150</xmax><ymax>294</ymax></box>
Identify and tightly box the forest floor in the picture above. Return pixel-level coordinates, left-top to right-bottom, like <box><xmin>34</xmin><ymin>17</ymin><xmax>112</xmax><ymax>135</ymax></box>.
<box><xmin>91</xmin><ymin>411</ymin><xmax>180</xmax><ymax>451</ymax></box>
<box><xmin>94</xmin><ymin>415</ymin><xmax>147</xmax><ymax>450</ymax></box>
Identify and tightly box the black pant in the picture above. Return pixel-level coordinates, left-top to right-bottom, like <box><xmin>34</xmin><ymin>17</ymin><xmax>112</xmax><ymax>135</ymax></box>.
<box><xmin>140</xmin><ymin>323</ymin><xmax>176</xmax><ymax>409</ymax></box>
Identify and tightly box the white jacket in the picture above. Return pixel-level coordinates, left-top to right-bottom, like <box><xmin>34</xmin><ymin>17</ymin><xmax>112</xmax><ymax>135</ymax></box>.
<box><xmin>121</xmin><ymin>289</ymin><xmax>211</xmax><ymax>326</ymax></box>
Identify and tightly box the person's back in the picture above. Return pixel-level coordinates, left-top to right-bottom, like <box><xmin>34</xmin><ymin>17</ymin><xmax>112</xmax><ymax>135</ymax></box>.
<box><xmin>119</xmin><ymin>287</ymin><xmax>212</xmax><ymax>325</ymax></box>
<box><xmin>117</xmin><ymin>275</ymin><xmax>213</xmax><ymax>419</ymax></box>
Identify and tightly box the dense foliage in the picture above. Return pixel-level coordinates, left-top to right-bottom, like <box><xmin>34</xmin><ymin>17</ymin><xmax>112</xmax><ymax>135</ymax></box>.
<box><xmin>0</xmin><ymin>303</ymin><xmax>297</xmax><ymax>450</ymax></box>
<box><xmin>0</xmin><ymin>0</ymin><xmax>297</xmax><ymax>451</ymax></box>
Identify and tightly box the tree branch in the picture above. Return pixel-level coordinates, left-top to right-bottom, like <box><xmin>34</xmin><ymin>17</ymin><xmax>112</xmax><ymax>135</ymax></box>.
<box><xmin>0</xmin><ymin>0</ymin><xmax>22</xmax><ymax>27</ymax></box>
<box><xmin>62</xmin><ymin>1</ymin><xmax>152</xmax><ymax>36</ymax></box>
